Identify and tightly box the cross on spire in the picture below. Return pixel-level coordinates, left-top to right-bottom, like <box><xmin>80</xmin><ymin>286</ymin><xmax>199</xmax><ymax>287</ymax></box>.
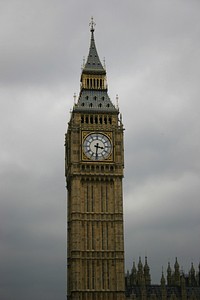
<box><xmin>89</xmin><ymin>17</ymin><xmax>96</xmax><ymax>32</ymax></box>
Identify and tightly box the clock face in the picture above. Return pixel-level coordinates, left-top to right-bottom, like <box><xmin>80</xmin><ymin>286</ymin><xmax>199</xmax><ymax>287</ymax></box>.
<box><xmin>83</xmin><ymin>133</ymin><xmax>112</xmax><ymax>161</ymax></box>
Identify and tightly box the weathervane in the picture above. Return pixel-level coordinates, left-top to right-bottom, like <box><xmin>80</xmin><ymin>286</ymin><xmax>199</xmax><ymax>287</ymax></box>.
<box><xmin>89</xmin><ymin>16</ymin><xmax>96</xmax><ymax>32</ymax></box>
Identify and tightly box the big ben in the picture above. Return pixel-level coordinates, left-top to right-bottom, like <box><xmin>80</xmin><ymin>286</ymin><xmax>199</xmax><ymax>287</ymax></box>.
<box><xmin>65</xmin><ymin>19</ymin><xmax>125</xmax><ymax>300</ymax></box>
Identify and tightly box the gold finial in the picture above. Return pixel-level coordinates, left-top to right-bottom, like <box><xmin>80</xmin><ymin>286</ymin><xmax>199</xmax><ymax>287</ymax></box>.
<box><xmin>103</xmin><ymin>57</ymin><xmax>106</xmax><ymax>69</ymax></box>
<box><xmin>116</xmin><ymin>94</ymin><xmax>119</xmax><ymax>109</ymax></box>
<box><xmin>89</xmin><ymin>16</ymin><xmax>96</xmax><ymax>32</ymax></box>
<box><xmin>73</xmin><ymin>93</ymin><xmax>76</xmax><ymax>104</ymax></box>
<box><xmin>81</xmin><ymin>56</ymin><xmax>85</xmax><ymax>70</ymax></box>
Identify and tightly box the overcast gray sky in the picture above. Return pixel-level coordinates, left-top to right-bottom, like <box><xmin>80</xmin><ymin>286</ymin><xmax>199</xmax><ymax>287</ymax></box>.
<box><xmin>1</xmin><ymin>0</ymin><xmax>200</xmax><ymax>299</ymax></box>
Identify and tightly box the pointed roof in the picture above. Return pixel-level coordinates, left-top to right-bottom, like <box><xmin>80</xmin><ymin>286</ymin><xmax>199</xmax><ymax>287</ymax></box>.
<box><xmin>74</xmin><ymin>89</ymin><xmax>117</xmax><ymax>112</ymax></box>
<box><xmin>82</xmin><ymin>18</ymin><xmax>106</xmax><ymax>75</ymax></box>
<box><xmin>74</xmin><ymin>19</ymin><xmax>118</xmax><ymax>113</ymax></box>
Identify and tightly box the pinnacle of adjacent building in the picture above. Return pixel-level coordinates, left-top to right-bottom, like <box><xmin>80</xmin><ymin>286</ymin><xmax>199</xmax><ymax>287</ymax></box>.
<box><xmin>160</xmin><ymin>269</ymin><xmax>166</xmax><ymax>286</ymax></box>
<box><xmin>82</xmin><ymin>21</ymin><xmax>105</xmax><ymax>75</ymax></box>
<box><xmin>167</xmin><ymin>262</ymin><xmax>172</xmax><ymax>274</ymax></box>
<box><xmin>138</xmin><ymin>256</ymin><xmax>143</xmax><ymax>271</ymax></box>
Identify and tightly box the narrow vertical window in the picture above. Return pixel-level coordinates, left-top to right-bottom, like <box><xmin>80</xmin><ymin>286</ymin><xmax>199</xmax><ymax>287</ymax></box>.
<box><xmin>82</xmin><ymin>261</ymin><xmax>86</xmax><ymax>290</ymax></box>
<box><xmin>105</xmin><ymin>184</ymin><xmax>108</xmax><ymax>212</ymax></box>
<box><xmin>107</xmin><ymin>261</ymin><xmax>110</xmax><ymax>290</ymax></box>
<box><xmin>87</xmin><ymin>261</ymin><xmax>90</xmax><ymax>289</ymax></box>
<box><xmin>91</xmin><ymin>185</ymin><xmax>94</xmax><ymax>212</ymax></box>
<box><xmin>86</xmin><ymin>184</ymin><xmax>89</xmax><ymax>212</ymax></box>
<box><xmin>92</xmin><ymin>222</ymin><xmax>95</xmax><ymax>250</ymax></box>
<box><xmin>101</xmin><ymin>185</ymin><xmax>104</xmax><ymax>212</ymax></box>
<box><xmin>102</xmin><ymin>223</ymin><xmax>104</xmax><ymax>250</ymax></box>
<box><xmin>92</xmin><ymin>261</ymin><xmax>95</xmax><ymax>289</ymax></box>
<box><xmin>106</xmin><ymin>222</ymin><xmax>109</xmax><ymax>250</ymax></box>
<box><xmin>102</xmin><ymin>261</ymin><xmax>105</xmax><ymax>289</ymax></box>
<box><xmin>87</xmin><ymin>223</ymin><xmax>90</xmax><ymax>250</ymax></box>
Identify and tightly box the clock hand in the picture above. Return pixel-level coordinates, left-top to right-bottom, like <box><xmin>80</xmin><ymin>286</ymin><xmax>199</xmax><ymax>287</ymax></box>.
<box><xmin>94</xmin><ymin>142</ymin><xmax>104</xmax><ymax>158</ymax></box>
<box><xmin>95</xmin><ymin>143</ymin><xmax>98</xmax><ymax>158</ymax></box>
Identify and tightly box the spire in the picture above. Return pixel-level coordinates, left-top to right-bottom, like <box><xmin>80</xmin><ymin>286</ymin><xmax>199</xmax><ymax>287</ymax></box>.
<box><xmin>161</xmin><ymin>268</ymin><xmax>166</xmax><ymax>286</ymax></box>
<box><xmin>82</xmin><ymin>17</ymin><xmax>105</xmax><ymax>75</ymax></box>
<box><xmin>137</xmin><ymin>257</ymin><xmax>144</xmax><ymax>286</ymax></box>
<box><xmin>167</xmin><ymin>262</ymin><xmax>172</xmax><ymax>286</ymax></box>
<box><xmin>138</xmin><ymin>256</ymin><xmax>143</xmax><ymax>271</ymax></box>
<box><xmin>174</xmin><ymin>257</ymin><xmax>180</xmax><ymax>286</ymax></box>
<box><xmin>75</xmin><ymin>19</ymin><xmax>118</xmax><ymax>113</ymax></box>
<box><xmin>174</xmin><ymin>257</ymin><xmax>179</xmax><ymax>270</ymax></box>
<box><xmin>144</xmin><ymin>257</ymin><xmax>151</xmax><ymax>285</ymax></box>
<box><xmin>190</xmin><ymin>262</ymin><xmax>195</xmax><ymax>275</ymax></box>
<box><xmin>161</xmin><ymin>269</ymin><xmax>167</xmax><ymax>300</ymax></box>
<box><xmin>130</xmin><ymin>261</ymin><xmax>137</xmax><ymax>285</ymax></box>
<box><xmin>189</xmin><ymin>262</ymin><xmax>196</xmax><ymax>286</ymax></box>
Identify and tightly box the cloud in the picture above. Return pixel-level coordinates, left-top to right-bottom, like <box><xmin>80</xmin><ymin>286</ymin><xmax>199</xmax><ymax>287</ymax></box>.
<box><xmin>1</xmin><ymin>0</ymin><xmax>200</xmax><ymax>298</ymax></box>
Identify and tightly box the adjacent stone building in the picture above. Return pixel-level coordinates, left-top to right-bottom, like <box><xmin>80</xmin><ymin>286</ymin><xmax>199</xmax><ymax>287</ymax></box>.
<box><xmin>125</xmin><ymin>257</ymin><xmax>200</xmax><ymax>300</ymax></box>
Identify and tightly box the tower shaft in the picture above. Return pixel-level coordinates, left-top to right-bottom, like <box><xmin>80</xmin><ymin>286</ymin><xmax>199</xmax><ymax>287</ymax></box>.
<box><xmin>65</xmin><ymin>20</ymin><xmax>125</xmax><ymax>300</ymax></box>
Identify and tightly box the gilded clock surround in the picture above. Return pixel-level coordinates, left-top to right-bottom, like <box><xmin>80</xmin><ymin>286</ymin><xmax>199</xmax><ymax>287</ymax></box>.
<box><xmin>82</xmin><ymin>131</ymin><xmax>113</xmax><ymax>162</ymax></box>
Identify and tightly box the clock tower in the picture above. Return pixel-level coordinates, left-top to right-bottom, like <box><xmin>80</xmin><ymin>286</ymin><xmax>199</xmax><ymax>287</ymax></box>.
<box><xmin>65</xmin><ymin>19</ymin><xmax>125</xmax><ymax>300</ymax></box>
